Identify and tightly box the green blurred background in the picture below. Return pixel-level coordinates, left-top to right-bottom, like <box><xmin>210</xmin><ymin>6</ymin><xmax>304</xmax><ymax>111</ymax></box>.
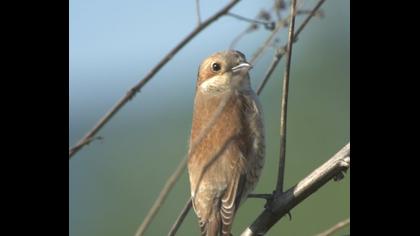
<box><xmin>69</xmin><ymin>0</ymin><xmax>349</xmax><ymax>235</ymax></box>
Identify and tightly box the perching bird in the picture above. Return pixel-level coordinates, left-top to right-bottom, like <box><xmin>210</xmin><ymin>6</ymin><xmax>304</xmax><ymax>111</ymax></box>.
<box><xmin>188</xmin><ymin>50</ymin><xmax>265</xmax><ymax>236</ymax></box>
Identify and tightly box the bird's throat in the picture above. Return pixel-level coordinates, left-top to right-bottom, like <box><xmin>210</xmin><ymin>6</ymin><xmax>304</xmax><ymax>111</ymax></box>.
<box><xmin>199</xmin><ymin>74</ymin><xmax>231</xmax><ymax>93</ymax></box>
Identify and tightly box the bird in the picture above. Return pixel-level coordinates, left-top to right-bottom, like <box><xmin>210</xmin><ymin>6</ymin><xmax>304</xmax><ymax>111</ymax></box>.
<box><xmin>187</xmin><ymin>50</ymin><xmax>265</xmax><ymax>236</ymax></box>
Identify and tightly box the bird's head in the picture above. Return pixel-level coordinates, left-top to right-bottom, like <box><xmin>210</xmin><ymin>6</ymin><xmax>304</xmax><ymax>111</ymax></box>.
<box><xmin>197</xmin><ymin>50</ymin><xmax>252</xmax><ymax>93</ymax></box>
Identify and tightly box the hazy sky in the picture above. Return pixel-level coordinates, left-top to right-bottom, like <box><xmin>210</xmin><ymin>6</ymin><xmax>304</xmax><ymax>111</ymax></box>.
<box><xmin>70</xmin><ymin>0</ymin><xmax>272</xmax><ymax>105</ymax></box>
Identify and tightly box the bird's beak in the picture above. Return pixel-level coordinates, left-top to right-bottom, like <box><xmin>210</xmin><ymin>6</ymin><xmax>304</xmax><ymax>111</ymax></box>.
<box><xmin>231</xmin><ymin>62</ymin><xmax>253</xmax><ymax>73</ymax></box>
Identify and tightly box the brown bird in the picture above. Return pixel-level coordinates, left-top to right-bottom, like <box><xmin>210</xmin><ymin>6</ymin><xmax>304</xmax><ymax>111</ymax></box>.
<box><xmin>188</xmin><ymin>50</ymin><xmax>265</xmax><ymax>236</ymax></box>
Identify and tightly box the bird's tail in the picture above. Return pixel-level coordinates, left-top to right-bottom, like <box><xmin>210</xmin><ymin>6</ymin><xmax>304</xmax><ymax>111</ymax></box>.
<box><xmin>206</xmin><ymin>217</ymin><xmax>220</xmax><ymax>236</ymax></box>
<box><xmin>200</xmin><ymin>213</ymin><xmax>227</xmax><ymax>236</ymax></box>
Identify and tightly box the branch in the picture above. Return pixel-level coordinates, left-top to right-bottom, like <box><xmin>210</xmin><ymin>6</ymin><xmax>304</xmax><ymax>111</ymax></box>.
<box><xmin>275</xmin><ymin>0</ymin><xmax>297</xmax><ymax>195</ymax></box>
<box><xmin>68</xmin><ymin>0</ymin><xmax>241</xmax><ymax>159</ymax></box>
<box><xmin>241</xmin><ymin>143</ymin><xmax>350</xmax><ymax>236</ymax></box>
<box><xmin>167</xmin><ymin>198</ymin><xmax>192</xmax><ymax>236</ymax></box>
<box><xmin>315</xmin><ymin>218</ymin><xmax>350</xmax><ymax>236</ymax></box>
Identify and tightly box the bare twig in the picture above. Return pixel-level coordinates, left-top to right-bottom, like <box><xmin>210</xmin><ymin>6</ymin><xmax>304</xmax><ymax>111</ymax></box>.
<box><xmin>250</xmin><ymin>0</ymin><xmax>325</xmax><ymax>64</ymax></box>
<box><xmin>167</xmin><ymin>198</ymin><xmax>192</xmax><ymax>236</ymax></box>
<box><xmin>227</xmin><ymin>12</ymin><xmax>275</xmax><ymax>30</ymax></box>
<box><xmin>249</xmin><ymin>0</ymin><xmax>307</xmax><ymax>65</ymax></box>
<box><xmin>297</xmin><ymin>9</ymin><xmax>324</xmax><ymax>18</ymax></box>
<box><xmin>68</xmin><ymin>0</ymin><xmax>241</xmax><ymax>159</ymax></box>
<box><xmin>315</xmin><ymin>218</ymin><xmax>350</xmax><ymax>236</ymax></box>
<box><xmin>275</xmin><ymin>0</ymin><xmax>298</xmax><ymax>195</ymax></box>
<box><xmin>256</xmin><ymin>0</ymin><xmax>327</xmax><ymax>95</ymax></box>
<box><xmin>229</xmin><ymin>10</ymin><xmax>272</xmax><ymax>49</ymax></box>
<box><xmin>293</xmin><ymin>0</ymin><xmax>327</xmax><ymax>43</ymax></box>
<box><xmin>195</xmin><ymin>0</ymin><xmax>201</xmax><ymax>25</ymax></box>
<box><xmin>241</xmin><ymin>143</ymin><xmax>350</xmax><ymax>236</ymax></box>
<box><xmin>256</xmin><ymin>47</ymin><xmax>285</xmax><ymax>95</ymax></box>
<box><xmin>249</xmin><ymin>18</ymin><xmax>288</xmax><ymax>65</ymax></box>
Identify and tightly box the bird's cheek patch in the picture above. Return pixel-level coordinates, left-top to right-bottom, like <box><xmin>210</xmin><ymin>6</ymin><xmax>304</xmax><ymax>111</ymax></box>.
<box><xmin>200</xmin><ymin>74</ymin><xmax>230</xmax><ymax>93</ymax></box>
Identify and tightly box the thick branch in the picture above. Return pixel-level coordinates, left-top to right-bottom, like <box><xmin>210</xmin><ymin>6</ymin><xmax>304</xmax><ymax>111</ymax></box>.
<box><xmin>241</xmin><ymin>143</ymin><xmax>350</xmax><ymax>236</ymax></box>
<box><xmin>68</xmin><ymin>0</ymin><xmax>241</xmax><ymax>159</ymax></box>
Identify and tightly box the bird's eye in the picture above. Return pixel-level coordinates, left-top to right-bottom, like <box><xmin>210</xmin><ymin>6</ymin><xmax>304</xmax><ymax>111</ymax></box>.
<box><xmin>211</xmin><ymin>62</ymin><xmax>221</xmax><ymax>72</ymax></box>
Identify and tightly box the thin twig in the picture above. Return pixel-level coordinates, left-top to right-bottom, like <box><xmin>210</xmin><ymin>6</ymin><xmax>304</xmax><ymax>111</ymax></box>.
<box><xmin>275</xmin><ymin>0</ymin><xmax>298</xmax><ymax>195</ymax></box>
<box><xmin>229</xmin><ymin>10</ymin><xmax>272</xmax><ymax>49</ymax></box>
<box><xmin>256</xmin><ymin>0</ymin><xmax>327</xmax><ymax>95</ymax></box>
<box><xmin>195</xmin><ymin>0</ymin><xmax>201</xmax><ymax>25</ymax></box>
<box><xmin>249</xmin><ymin>0</ymin><xmax>307</xmax><ymax>65</ymax></box>
<box><xmin>315</xmin><ymin>218</ymin><xmax>350</xmax><ymax>236</ymax></box>
<box><xmin>250</xmin><ymin>0</ymin><xmax>325</xmax><ymax>64</ymax></box>
<box><xmin>297</xmin><ymin>9</ymin><xmax>324</xmax><ymax>18</ymax></box>
<box><xmin>241</xmin><ymin>143</ymin><xmax>350</xmax><ymax>236</ymax></box>
<box><xmin>294</xmin><ymin>0</ymin><xmax>327</xmax><ymax>43</ymax></box>
<box><xmin>68</xmin><ymin>0</ymin><xmax>241</xmax><ymax>159</ymax></box>
<box><xmin>227</xmin><ymin>12</ymin><xmax>274</xmax><ymax>30</ymax></box>
<box><xmin>167</xmin><ymin>198</ymin><xmax>192</xmax><ymax>236</ymax></box>
<box><xmin>249</xmin><ymin>18</ymin><xmax>288</xmax><ymax>65</ymax></box>
<box><xmin>256</xmin><ymin>47</ymin><xmax>286</xmax><ymax>95</ymax></box>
